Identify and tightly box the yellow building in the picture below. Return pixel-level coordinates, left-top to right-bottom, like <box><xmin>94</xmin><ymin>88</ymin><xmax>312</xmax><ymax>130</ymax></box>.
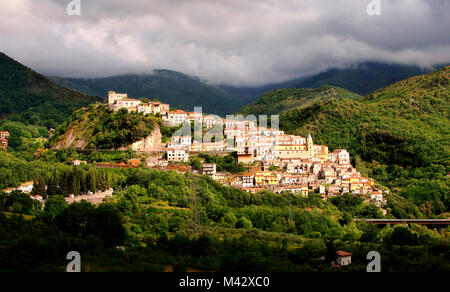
<box><xmin>274</xmin><ymin>144</ymin><xmax>309</xmax><ymax>159</ymax></box>
<box><xmin>189</xmin><ymin>143</ymin><xmax>202</xmax><ymax>152</ymax></box>
<box><xmin>255</xmin><ymin>172</ymin><xmax>279</xmax><ymax>186</ymax></box>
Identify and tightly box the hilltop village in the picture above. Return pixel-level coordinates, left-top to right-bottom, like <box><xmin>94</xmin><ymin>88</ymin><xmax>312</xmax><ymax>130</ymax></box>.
<box><xmin>106</xmin><ymin>91</ymin><xmax>388</xmax><ymax>209</ymax></box>
<box><xmin>0</xmin><ymin>91</ymin><xmax>389</xmax><ymax>210</ymax></box>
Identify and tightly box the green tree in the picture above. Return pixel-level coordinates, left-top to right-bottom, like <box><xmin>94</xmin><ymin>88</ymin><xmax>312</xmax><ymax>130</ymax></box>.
<box><xmin>236</xmin><ymin>216</ymin><xmax>253</xmax><ymax>229</ymax></box>
<box><xmin>44</xmin><ymin>195</ymin><xmax>68</xmax><ymax>217</ymax></box>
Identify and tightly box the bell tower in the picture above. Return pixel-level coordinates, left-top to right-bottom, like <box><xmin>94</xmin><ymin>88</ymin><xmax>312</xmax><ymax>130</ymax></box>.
<box><xmin>307</xmin><ymin>133</ymin><xmax>314</xmax><ymax>158</ymax></box>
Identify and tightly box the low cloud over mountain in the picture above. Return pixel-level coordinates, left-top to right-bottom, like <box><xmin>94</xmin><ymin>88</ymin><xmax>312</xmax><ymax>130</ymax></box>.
<box><xmin>1</xmin><ymin>0</ymin><xmax>450</xmax><ymax>86</ymax></box>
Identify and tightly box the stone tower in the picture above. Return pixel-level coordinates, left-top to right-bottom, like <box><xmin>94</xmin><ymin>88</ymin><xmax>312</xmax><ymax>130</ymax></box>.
<box><xmin>108</xmin><ymin>91</ymin><xmax>128</xmax><ymax>104</ymax></box>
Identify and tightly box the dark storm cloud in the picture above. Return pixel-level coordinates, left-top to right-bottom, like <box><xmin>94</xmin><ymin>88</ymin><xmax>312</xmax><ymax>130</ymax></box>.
<box><xmin>1</xmin><ymin>0</ymin><xmax>449</xmax><ymax>86</ymax></box>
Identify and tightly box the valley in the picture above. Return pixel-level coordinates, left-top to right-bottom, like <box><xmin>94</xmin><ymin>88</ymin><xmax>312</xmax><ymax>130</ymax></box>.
<box><xmin>0</xmin><ymin>52</ymin><xmax>449</xmax><ymax>273</ymax></box>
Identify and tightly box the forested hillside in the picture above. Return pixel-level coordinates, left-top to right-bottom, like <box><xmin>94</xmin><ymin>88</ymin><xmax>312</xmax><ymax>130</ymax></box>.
<box><xmin>51</xmin><ymin>70</ymin><xmax>247</xmax><ymax>116</ymax></box>
<box><xmin>294</xmin><ymin>62</ymin><xmax>433</xmax><ymax>95</ymax></box>
<box><xmin>1</xmin><ymin>153</ymin><xmax>448</xmax><ymax>272</ymax></box>
<box><xmin>237</xmin><ymin>86</ymin><xmax>360</xmax><ymax>116</ymax></box>
<box><xmin>278</xmin><ymin>66</ymin><xmax>450</xmax><ymax>215</ymax></box>
<box><xmin>223</xmin><ymin>62</ymin><xmax>434</xmax><ymax>105</ymax></box>
<box><xmin>0</xmin><ymin>52</ymin><xmax>102</xmax><ymax>128</ymax></box>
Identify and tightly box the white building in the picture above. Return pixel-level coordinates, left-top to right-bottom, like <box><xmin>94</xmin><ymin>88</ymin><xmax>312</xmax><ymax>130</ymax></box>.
<box><xmin>242</xmin><ymin>174</ymin><xmax>255</xmax><ymax>188</ymax></box>
<box><xmin>202</xmin><ymin>164</ymin><xmax>217</xmax><ymax>178</ymax></box>
<box><xmin>113</xmin><ymin>98</ymin><xmax>141</xmax><ymax>111</ymax></box>
<box><xmin>2</xmin><ymin>181</ymin><xmax>35</xmax><ymax>194</ymax></box>
<box><xmin>71</xmin><ymin>160</ymin><xmax>87</xmax><ymax>166</ymax></box>
<box><xmin>176</xmin><ymin>135</ymin><xmax>192</xmax><ymax>146</ymax></box>
<box><xmin>108</xmin><ymin>91</ymin><xmax>128</xmax><ymax>104</ymax></box>
<box><xmin>336</xmin><ymin>251</ymin><xmax>352</xmax><ymax>266</ymax></box>
<box><xmin>165</xmin><ymin>110</ymin><xmax>189</xmax><ymax>126</ymax></box>
<box><xmin>203</xmin><ymin>116</ymin><xmax>221</xmax><ymax>129</ymax></box>
<box><xmin>167</xmin><ymin>149</ymin><xmax>189</xmax><ymax>162</ymax></box>
<box><xmin>330</xmin><ymin>149</ymin><xmax>350</xmax><ymax>165</ymax></box>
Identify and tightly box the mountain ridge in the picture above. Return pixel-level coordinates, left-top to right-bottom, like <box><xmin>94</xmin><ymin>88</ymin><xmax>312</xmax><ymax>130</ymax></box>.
<box><xmin>223</xmin><ymin>62</ymin><xmax>440</xmax><ymax>104</ymax></box>
<box><xmin>49</xmin><ymin>62</ymin><xmax>438</xmax><ymax>117</ymax></box>
<box><xmin>0</xmin><ymin>52</ymin><xmax>102</xmax><ymax>128</ymax></box>
<box><xmin>236</xmin><ymin>85</ymin><xmax>361</xmax><ymax>116</ymax></box>
<box><xmin>50</xmin><ymin>70</ymin><xmax>249</xmax><ymax>116</ymax></box>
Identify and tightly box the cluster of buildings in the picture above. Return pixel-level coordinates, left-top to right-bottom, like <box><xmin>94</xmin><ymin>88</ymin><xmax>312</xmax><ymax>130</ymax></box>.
<box><xmin>0</xmin><ymin>131</ymin><xmax>9</xmax><ymax>149</ymax></box>
<box><xmin>106</xmin><ymin>90</ymin><xmax>387</xmax><ymax>203</ymax></box>
<box><xmin>2</xmin><ymin>181</ymin><xmax>34</xmax><ymax>194</ymax></box>
<box><xmin>1</xmin><ymin>179</ymin><xmax>114</xmax><ymax>206</ymax></box>
<box><xmin>108</xmin><ymin>91</ymin><xmax>170</xmax><ymax>115</ymax></box>
<box><xmin>165</xmin><ymin>118</ymin><xmax>387</xmax><ymax>202</ymax></box>
<box><xmin>1</xmin><ymin>181</ymin><xmax>44</xmax><ymax>203</ymax></box>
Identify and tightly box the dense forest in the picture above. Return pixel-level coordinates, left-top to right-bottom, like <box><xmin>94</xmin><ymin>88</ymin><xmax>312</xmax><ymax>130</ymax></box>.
<box><xmin>0</xmin><ymin>154</ymin><xmax>448</xmax><ymax>272</ymax></box>
<box><xmin>293</xmin><ymin>62</ymin><xmax>434</xmax><ymax>95</ymax></box>
<box><xmin>237</xmin><ymin>86</ymin><xmax>361</xmax><ymax>116</ymax></box>
<box><xmin>0</xmin><ymin>52</ymin><xmax>102</xmax><ymax>128</ymax></box>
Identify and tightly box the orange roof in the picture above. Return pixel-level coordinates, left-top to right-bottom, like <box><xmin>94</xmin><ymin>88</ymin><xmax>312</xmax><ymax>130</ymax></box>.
<box><xmin>120</xmin><ymin>98</ymin><xmax>140</xmax><ymax>102</ymax></box>
<box><xmin>169</xmin><ymin>110</ymin><xmax>187</xmax><ymax>114</ymax></box>
<box><xmin>20</xmin><ymin>181</ymin><xmax>34</xmax><ymax>187</ymax></box>
<box><xmin>336</xmin><ymin>250</ymin><xmax>352</xmax><ymax>257</ymax></box>
<box><xmin>2</xmin><ymin>187</ymin><xmax>15</xmax><ymax>192</ymax></box>
<box><xmin>241</xmin><ymin>173</ymin><xmax>255</xmax><ymax>176</ymax></box>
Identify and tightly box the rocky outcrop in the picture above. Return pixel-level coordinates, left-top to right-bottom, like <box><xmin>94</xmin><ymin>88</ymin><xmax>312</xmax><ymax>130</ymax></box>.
<box><xmin>53</xmin><ymin>125</ymin><xmax>165</xmax><ymax>152</ymax></box>
<box><xmin>119</xmin><ymin>126</ymin><xmax>165</xmax><ymax>152</ymax></box>
<box><xmin>53</xmin><ymin>129</ymin><xmax>88</xmax><ymax>150</ymax></box>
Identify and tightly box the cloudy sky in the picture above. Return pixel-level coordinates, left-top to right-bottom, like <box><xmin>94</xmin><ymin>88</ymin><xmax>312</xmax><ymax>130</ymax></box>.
<box><xmin>1</xmin><ymin>0</ymin><xmax>449</xmax><ymax>86</ymax></box>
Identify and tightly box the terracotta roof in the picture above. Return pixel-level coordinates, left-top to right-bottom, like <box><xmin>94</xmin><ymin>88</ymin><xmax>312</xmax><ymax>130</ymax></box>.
<box><xmin>169</xmin><ymin>110</ymin><xmax>187</xmax><ymax>114</ymax></box>
<box><xmin>20</xmin><ymin>181</ymin><xmax>34</xmax><ymax>187</ymax></box>
<box><xmin>336</xmin><ymin>250</ymin><xmax>352</xmax><ymax>257</ymax></box>
<box><xmin>119</xmin><ymin>98</ymin><xmax>140</xmax><ymax>102</ymax></box>
<box><xmin>2</xmin><ymin>187</ymin><xmax>15</xmax><ymax>192</ymax></box>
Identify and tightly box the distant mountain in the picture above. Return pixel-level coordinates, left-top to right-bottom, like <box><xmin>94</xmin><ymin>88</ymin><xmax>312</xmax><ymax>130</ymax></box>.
<box><xmin>237</xmin><ymin>85</ymin><xmax>361</xmax><ymax>116</ymax></box>
<box><xmin>49</xmin><ymin>62</ymin><xmax>438</xmax><ymax>117</ymax></box>
<box><xmin>294</xmin><ymin>62</ymin><xmax>436</xmax><ymax>95</ymax></box>
<box><xmin>50</xmin><ymin>70</ymin><xmax>248</xmax><ymax>116</ymax></box>
<box><xmin>219</xmin><ymin>76</ymin><xmax>309</xmax><ymax>103</ymax></box>
<box><xmin>278</xmin><ymin>66</ymin><xmax>450</xmax><ymax>216</ymax></box>
<box><xmin>223</xmin><ymin>62</ymin><xmax>437</xmax><ymax>103</ymax></box>
<box><xmin>0</xmin><ymin>52</ymin><xmax>102</xmax><ymax>128</ymax></box>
